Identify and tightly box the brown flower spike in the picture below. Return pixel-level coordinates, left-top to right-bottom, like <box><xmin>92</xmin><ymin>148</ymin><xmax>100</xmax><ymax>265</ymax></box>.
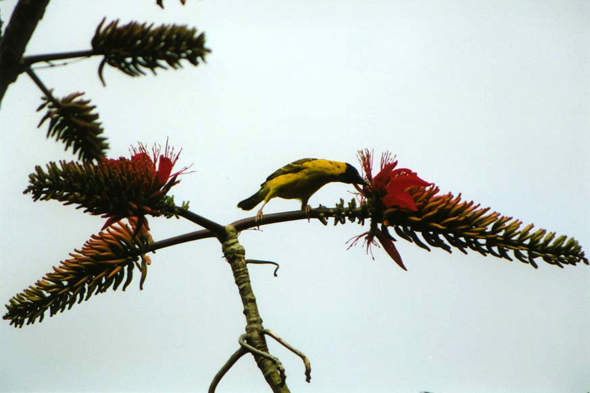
<box><xmin>3</xmin><ymin>218</ymin><xmax>153</xmax><ymax>328</ymax></box>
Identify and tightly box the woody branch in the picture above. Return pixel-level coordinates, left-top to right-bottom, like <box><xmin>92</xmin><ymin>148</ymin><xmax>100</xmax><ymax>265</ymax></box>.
<box><xmin>219</xmin><ymin>226</ymin><xmax>290</xmax><ymax>393</ymax></box>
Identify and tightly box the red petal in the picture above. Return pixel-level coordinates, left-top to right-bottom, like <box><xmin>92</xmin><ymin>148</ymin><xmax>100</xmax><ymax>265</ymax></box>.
<box><xmin>382</xmin><ymin>192</ymin><xmax>418</xmax><ymax>211</ymax></box>
<box><xmin>388</xmin><ymin>175</ymin><xmax>428</xmax><ymax>192</ymax></box>
<box><xmin>131</xmin><ymin>152</ymin><xmax>151</xmax><ymax>162</ymax></box>
<box><xmin>380</xmin><ymin>170</ymin><xmax>430</xmax><ymax>210</ymax></box>
<box><xmin>157</xmin><ymin>157</ymin><xmax>173</xmax><ymax>187</ymax></box>
<box><xmin>375</xmin><ymin>230</ymin><xmax>407</xmax><ymax>270</ymax></box>
<box><xmin>373</xmin><ymin>162</ymin><xmax>397</xmax><ymax>190</ymax></box>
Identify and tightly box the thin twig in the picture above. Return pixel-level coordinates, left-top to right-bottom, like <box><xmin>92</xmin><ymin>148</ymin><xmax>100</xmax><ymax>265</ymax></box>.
<box><xmin>22</xmin><ymin>49</ymin><xmax>96</xmax><ymax>67</ymax></box>
<box><xmin>239</xmin><ymin>333</ymin><xmax>286</xmax><ymax>384</ymax></box>
<box><xmin>246</xmin><ymin>259</ymin><xmax>280</xmax><ymax>277</ymax></box>
<box><xmin>25</xmin><ymin>67</ymin><xmax>59</xmax><ymax>106</ymax></box>
<box><xmin>30</xmin><ymin>56</ymin><xmax>94</xmax><ymax>70</ymax></box>
<box><xmin>263</xmin><ymin>329</ymin><xmax>312</xmax><ymax>383</ymax></box>
<box><xmin>208</xmin><ymin>347</ymin><xmax>248</xmax><ymax>393</ymax></box>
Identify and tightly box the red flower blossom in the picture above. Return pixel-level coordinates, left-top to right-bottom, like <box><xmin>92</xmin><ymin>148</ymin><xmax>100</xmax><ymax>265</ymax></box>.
<box><xmin>350</xmin><ymin>150</ymin><xmax>431</xmax><ymax>270</ymax></box>
<box><xmin>129</xmin><ymin>142</ymin><xmax>186</xmax><ymax>188</ymax></box>
<box><xmin>358</xmin><ymin>150</ymin><xmax>430</xmax><ymax>211</ymax></box>
<box><xmin>100</xmin><ymin>141</ymin><xmax>189</xmax><ymax>231</ymax></box>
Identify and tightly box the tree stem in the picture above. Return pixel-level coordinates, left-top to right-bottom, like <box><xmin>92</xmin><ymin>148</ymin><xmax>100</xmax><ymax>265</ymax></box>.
<box><xmin>0</xmin><ymin>0</ymin><xmax>51</xmax><ymax>106</ymax></box>
<box><xmin>221</xmin><ymin>225</ymin><xmax>290</xmax><ymax>392</ymax></box>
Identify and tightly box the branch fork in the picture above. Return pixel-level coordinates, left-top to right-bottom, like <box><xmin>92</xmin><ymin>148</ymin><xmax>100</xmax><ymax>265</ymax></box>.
<box><xmin>209</xmin><ymin>226</ymin><xmax>312</xmax><ymax>393</ymax></box>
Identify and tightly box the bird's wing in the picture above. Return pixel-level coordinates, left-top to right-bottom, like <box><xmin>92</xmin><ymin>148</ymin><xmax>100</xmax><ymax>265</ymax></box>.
<box><xmin>264</xmin><ymin>158</ymin><xmax>317</xmax><ymax>183</ymax></box>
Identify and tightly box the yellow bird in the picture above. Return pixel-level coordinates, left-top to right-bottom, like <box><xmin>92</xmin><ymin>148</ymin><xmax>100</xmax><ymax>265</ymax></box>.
<box><xmin>238</xmin><ymin>158</ymin><xmax>365</xmax><ymax>218</ymax></box>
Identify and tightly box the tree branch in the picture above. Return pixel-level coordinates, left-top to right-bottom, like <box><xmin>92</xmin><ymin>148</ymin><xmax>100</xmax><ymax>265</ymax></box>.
<box><xmin>175</xmin><ymin>208</ymin><xmax>227</xmax><ymax>240</ymax></box>
<box><xmin>148</xmin><ymin>205</ymin><xmax>368</xmax><ymax>254</ymax></box>
<box><xmin>0</xmin><ymin>0</ymin><xmax>50</xmax><ymax>106</ymax></box>
<box><xmin>23</xmin><ymin>49</ymin><xmax>96</xmax><ymax>66</ymax></box>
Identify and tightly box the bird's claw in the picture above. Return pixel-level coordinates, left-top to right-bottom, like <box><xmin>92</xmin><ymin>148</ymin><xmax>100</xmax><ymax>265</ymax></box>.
<box><xmin>255</xmin><ymin>209</ymin><xmax>264</xmax><ymax>225</ymax></box>
<box><xmin>304</xmin><ymin>205</ymin><xmax>312</xmax><ymax>222</ymax></box>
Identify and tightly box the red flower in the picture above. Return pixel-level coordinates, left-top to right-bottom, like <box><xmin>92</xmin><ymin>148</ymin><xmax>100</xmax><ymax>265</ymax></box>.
<box><xmin>359</xmin><ymin>150</ymin><xmax>430</xmax><ymax>211</ymax></box>
<box><xmin>129</xmin><ymin>141</ymin><xmax>186</xmax><ymax>189</ymax></box>
<box><xmin>350</xmin><ymin>150</ymin><xmax>431</xmax><ymax>270</ymax></box>
<box><xmin>100</xmin><ymin>141</ymin><xmax>189</xmax><ymax>231</ymax></box>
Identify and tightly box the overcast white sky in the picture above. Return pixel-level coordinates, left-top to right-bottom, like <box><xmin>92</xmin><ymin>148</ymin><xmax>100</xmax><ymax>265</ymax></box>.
<box><xmin>1</xmin><ymin>1</ymin><xmax>589</xmax><ymax>392</ymax></box>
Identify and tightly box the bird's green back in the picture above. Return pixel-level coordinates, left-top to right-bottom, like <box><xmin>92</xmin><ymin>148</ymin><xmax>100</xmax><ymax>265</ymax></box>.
<box><xmin>263</xmin><ymin>158</ymin><xmax>317</xmax><ymax>184</ymax></box>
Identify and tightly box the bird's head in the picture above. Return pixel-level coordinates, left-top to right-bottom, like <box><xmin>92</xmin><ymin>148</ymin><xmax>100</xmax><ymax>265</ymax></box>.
<box><xmin>341</xmin><ymin>163</ymin><xmax>366</xmax><ymax>184</ymax></box>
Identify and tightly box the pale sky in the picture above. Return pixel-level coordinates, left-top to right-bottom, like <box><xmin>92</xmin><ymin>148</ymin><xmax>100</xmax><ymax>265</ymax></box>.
<box><xmin>1</xmin><ymin>1</ymin><xmax>589</xmax><ymax>392</ymax></box>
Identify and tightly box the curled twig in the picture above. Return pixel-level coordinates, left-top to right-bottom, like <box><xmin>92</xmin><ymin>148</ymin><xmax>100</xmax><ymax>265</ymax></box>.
<box><xmin>239</xmin><ymin>333</ymin><xmax>286</xmax><ymax>384</ymax></box>
<box><xmin>246</xmin><ymin>259</ymin><xmax>280</xmax><ymax>277</ymax></box>
<box><xmin>263</xmin><ymin>329</ymin><xmax>312</xmax><ymax>383</ymax></box>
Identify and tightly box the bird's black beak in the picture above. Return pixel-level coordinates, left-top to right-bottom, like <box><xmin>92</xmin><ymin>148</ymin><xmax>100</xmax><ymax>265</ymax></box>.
<box><xmin>354</xmin><ymin>173</ymin><xmax>366</xmax><ymax>185</ymax></box>
<box><xmin>344</xmin><ymin>163</ymin><xmax>366</xmax><ymax>185</ymax></box>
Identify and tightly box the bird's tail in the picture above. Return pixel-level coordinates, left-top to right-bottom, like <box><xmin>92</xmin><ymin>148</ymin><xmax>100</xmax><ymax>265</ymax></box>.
<box><xmin>238</xmin><ymin>191</ymin><xmax>264</xmax><ymax>211</ymax></box>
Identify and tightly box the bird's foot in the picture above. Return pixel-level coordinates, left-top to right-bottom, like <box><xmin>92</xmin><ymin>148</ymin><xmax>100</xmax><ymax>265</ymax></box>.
<box><xmin>255</xmin><ymin>209</ymin><xmax>264</xmax><ymax>226</ymax></box>
<box><xmin>304</xmin><ymin>205</ymin><xmax>312</xmax><ymax>222</ymax></box>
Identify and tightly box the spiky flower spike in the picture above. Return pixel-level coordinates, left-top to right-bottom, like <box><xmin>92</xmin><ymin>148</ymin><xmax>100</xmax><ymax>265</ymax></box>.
<box><xmin>24</xmin><ymin>142</ymin><xmax>189</xmax><ymax>230</ymax></box>
<box><xmin>3</xmin><ymin>218</ymin><xmax>153</xmax><ymax>328</ymax></box>
<box><xmin>37</xmin><ymin>91</ymin><xmax>109</xmax><ymax>163</ymax></box>
<box><xmin>92</xmin><ymin>18</ymin><xmax>210</xmax><ymax>85</ymax></box>
<box><xmin>353</xmin><ymin>150</ymin><xmax>588</xmax><ymax>270</ymax></box>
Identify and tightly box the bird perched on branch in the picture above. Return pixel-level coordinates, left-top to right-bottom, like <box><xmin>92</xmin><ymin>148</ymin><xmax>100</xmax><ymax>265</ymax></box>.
<box><xmin>238</xmin><ymin>158</ymin><xmax>365</xmax><ymax>219</ymax></box>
